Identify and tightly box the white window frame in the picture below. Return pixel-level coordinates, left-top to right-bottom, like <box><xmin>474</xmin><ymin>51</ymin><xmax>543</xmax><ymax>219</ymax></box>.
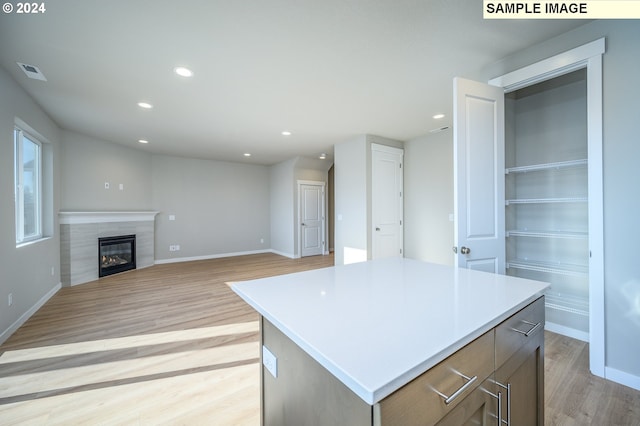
<box><xmin>15</xmin><ymin>126</ymin><xmax>43</xmax><ymax>245</ymax></box>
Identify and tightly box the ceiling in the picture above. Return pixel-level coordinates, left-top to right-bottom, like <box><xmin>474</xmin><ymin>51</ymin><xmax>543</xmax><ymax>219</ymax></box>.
<box><xmin>0</xmin><ymin>1</ymin><xmax>589</xmax><ymax>165</ymax></box>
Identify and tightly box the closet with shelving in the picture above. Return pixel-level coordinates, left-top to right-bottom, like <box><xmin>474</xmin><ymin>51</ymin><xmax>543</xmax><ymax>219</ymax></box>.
<box><xmin>505</xmin><ymin>69</ymin><xmax>589</xmax><ymax>335</ymax></box>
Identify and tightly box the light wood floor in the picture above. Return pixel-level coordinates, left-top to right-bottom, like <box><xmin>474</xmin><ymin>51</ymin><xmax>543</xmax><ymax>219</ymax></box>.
<box><xmin>1</xmin><ymin>253</ymin><xmax>639</xmax><ymax>425</ymax></box>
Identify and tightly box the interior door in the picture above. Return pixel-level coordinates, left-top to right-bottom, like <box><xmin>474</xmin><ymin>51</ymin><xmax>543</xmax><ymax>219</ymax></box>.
<box><xmin>372</xmin><ymin>144</ymin><xmax>403</xmax><ymax>259</ymax></box>
<box><xmin>453</xmin><ymin>77</ymin><xmax>505</xmax><ymax>273</ymax></box>
<box><xmin>300</xmin><ymin>183</ymin><xmax>324</xmax><ymax>257</ymax></box>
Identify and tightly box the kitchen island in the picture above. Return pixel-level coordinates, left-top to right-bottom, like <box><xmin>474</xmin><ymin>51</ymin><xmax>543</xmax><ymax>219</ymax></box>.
<box><xmin>232</xmin><ymin>257</ymin><xmax>549</xmax><ymax>425</ymax></box>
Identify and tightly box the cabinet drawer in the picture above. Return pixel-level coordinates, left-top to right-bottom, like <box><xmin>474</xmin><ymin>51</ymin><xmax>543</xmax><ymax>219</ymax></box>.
<box><xmin>495</xmin><ymin>296</ymin><xmax>545</xmax><ymax>368</ymax></box>
<box><xmin>374</xmin><ymin>330</ymin><xmax>495</xmax><ymax>426</ymax></box>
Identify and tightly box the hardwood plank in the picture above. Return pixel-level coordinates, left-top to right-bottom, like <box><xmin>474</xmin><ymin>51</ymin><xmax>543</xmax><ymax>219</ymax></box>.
<box><xmin>1</xmin><ymin>253</ymin><xmax>639</xmax><ymax>425</ymax></box>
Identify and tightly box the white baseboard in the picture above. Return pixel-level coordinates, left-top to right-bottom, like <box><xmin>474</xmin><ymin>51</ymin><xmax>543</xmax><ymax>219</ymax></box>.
<box><xmin>544</xmin><ymin>321</ymin><xmax>589</xmax><ymax>342</ymax></box>
<box><xmin>606</xmin><ymin>366</ymin><xmax>640</xmax><ymax>392</ymax></box>
<box><xmin>0</xmin><ymin>282</ymin><xmax>61</xmax><ymax>346</ymax></box>
<box><xmin>155</xmin><ymin>249</ymin><xmax>275</xmax><ymax>264</ymax></box>
<box><xmin>269</xmin><ymin>249</ymin><xmax>297</xmax><ymax>259</ymax></box>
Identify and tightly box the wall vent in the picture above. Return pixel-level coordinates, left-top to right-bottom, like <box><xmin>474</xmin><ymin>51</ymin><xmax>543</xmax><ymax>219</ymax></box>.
<box><xmin>17</xmin><ymin>62</ymin><xmax>47</xmax><ymax>81</ymax></box>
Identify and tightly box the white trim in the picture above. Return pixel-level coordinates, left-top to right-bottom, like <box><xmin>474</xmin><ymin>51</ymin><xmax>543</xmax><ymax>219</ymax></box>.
<box><xmin>0</xmin><ymin>283</ymin><xmax>61</xmax><ymax>346</ymax></box>
<box><xmin>154</xmin><ymin>249</ymin><xmax>275</xmax><ymax>264</ymax></box>
<box><xmin>59</xmin><ymin>211</ymin><xmax>159</xmax><ymax>224</ymax></box>
<box><xmin>489</xmin><ymin>38</ymin><xmax>605</xmax><ymax>91</ymax></box>
<box><xmin>371</xmin><ymin>143</ymin><xmax>404</xmax><ymax>156</ymax></box>
<box><xmin>586</xmin><ymin>51</ymin><xmax>605</xmax><ymax>378</ymax></box>
<box><xmin>545</xmin><ymin>322</ymin><xmax>589</xmax><ymax>343</ymax></box>
<box><xmin>605</xmin><ymin>367</ymin><xmax>640</xmax><ymax>392</ymax></box>
<box><xmin>489</xmin><ymin>37</ymin><xmax>606</xmax><ymax>379</ymax></box>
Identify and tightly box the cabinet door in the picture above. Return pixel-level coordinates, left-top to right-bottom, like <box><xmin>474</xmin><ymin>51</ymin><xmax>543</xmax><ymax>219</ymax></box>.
<box><xmin>495</xmin><ymin>332</ymin><xmax>544</xmax><ymax>426</ymax></box>
<box><xmin>435</xmin><ymin>377</ymin><xmax>498</xmax><ymax>426</ymax></box>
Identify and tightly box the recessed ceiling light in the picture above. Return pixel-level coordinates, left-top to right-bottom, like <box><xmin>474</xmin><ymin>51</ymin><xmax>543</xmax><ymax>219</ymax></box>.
<box><xmin>433</xmin><ymin>114</ymin><xmax>445</xmax><ymax>119</ymax></box>
<box><xmin>281</xmin><ymin>131</ymin><xmax>292</xmax><ymax>136</ymax></box>
<box><xmin>174</xmin><ymin>67</ymin><xmax>193</xmax><ymax>77</ymax></box>
<box><xmin>138</xmin><ymin>139</ymin><xmax>149</xmax><ymax>144</ymax></box>
<box><xmin>244</xmin><ymin>153</ymin><xmax>251</xmax><ymax>157</ymax></box>
<box><xmin>319</xmin><ymin>153</ymin><xmax>327</xmax><ymax>160</ymax></box>
<box><xmin>137</xmin><ymin>102</ymin><xmax>153</xmax><ymax>109</ymax></box>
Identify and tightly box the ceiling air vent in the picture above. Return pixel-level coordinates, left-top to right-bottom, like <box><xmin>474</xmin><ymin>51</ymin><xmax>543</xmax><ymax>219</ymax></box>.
<box><xmin>17</xmin><ymin>62</ymin><xmax>47</xmax><ymax>81</ymax></box>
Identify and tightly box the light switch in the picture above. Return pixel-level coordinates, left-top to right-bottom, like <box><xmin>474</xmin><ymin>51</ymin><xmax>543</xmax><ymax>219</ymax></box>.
<box><xmin>169</xmin><ymin>215</ymin><xmax>176</xmax><ymax>221</ymax></box>
<box><xmin>262</xmin><ymin>345</ymin><xmax>278</xmax><ymax>378</ymax></box>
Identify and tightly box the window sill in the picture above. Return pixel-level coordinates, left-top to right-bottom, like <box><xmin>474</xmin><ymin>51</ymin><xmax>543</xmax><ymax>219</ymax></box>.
<box><xmin>16</xmin><ymin>236</ymin><xmax>52</xmax><ymax>248</ymax></box>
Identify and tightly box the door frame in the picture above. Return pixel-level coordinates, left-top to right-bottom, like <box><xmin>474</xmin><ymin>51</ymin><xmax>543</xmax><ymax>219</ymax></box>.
<box><xmin>297</xmin><ymin>180</ymin><xmax>327</xmax><ymax>257</ymax></box>
<box><xmin>489</xmin><ymin>38</ymin><xmax>605</xmax><ymax>378</ymax></box>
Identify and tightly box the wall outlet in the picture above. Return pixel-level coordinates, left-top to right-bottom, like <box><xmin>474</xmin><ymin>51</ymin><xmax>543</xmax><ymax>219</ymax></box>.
<box><xmin>51</xmin><ymin>266</ymin><xmax>55</xmax><ymax>276</ymax></box>
<box><xmin>119</xmin><ymin>183</ymin><xmax>124</xmax><ymax>190</ymax></box>
<box><xmin>8</xmin><ymin>293</ymin><xmax>13</xmax><ymax>306</ymax></box>
<box><xmin>169</xmin><ymin>245</ymin><xmax>181</xmax><ymax>252</ymax></box>
<box><xmin>262</xmin><ymin>345</ymin><xmax>278</xmax><ymax>378</ymax></box>
<box><xmin>260</xmin><ymin>238</ymin><xmax>264</xmax><ymax>244</ymax></box>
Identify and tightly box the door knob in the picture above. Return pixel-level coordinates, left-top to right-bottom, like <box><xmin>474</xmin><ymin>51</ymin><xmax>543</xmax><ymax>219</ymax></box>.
<box><xmin>301</xmin><ymin>223</ymin><xmax>306</xmax><ymax>226</ymax></box>
<box><xmin>461</xmin><ymin>246</ymin><xmax>471</xmax><ymax>255</ymax></box>
<box><xmin>375</xmin><ymin>227</ymin><xmax>380</xmax><ymax>231</ymax></box>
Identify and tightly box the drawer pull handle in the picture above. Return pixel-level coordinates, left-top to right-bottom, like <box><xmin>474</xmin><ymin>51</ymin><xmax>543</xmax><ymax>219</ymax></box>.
<box><xmin>512</xmin><ymin>320</ymin><xmax>542</xmax><ymax>337</ymax></box>
<box><xmin>496</xmin><ymin>381</ymin><xmax>512</xmax><ymax>425</ymax></box>
<box><xmin>434</xmin><ymin>371</ymin><xmax>478</xmax><ymax>405</ymax></box>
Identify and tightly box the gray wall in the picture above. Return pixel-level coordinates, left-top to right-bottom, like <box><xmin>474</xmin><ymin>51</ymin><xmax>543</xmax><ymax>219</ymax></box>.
<box><xmin>0</xmin><ymin>67</ymin><xmax>61</xmax><ymax>342</ymax></box>
<box><xmin>151</xmin><ymin>155</ymin><xmax>271</xmax><ymax>261</ymax></box>
<box><xmin>334</xmin><ymin>136</ymin><xmax>368</xmax><ymax>265</ymax></box>
<box><xmin>403</xmin><ymin>129</ymin><xmax>454</xmax><ymax>266</ymax></box>
<box><xmin>60</xmin><ymin>130</ymin><xmax>153</xmax><ymax>210</ymax></box>
<box><xmin>270</xmin><ymin>158</ymin><xmax>296</xmax><ymax>257</ymax></box>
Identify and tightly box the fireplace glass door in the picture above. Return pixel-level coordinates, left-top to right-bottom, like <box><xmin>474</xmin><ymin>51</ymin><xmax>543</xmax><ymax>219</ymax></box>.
<box><xmin>99</xmin><ymin>235</ymin><xmax>136</xmax><ymax>277</ymax></box>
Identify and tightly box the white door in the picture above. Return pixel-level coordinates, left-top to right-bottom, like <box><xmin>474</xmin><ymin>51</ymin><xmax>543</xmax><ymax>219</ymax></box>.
<box><xmin>372</xmin><ymin>144</ymin><xmax>403</xmax><ymax>259</ymax></box>
<box><xmin>300</xmin><ymin>183</ymin><xmax>324</xmax><ymax>257</ymax></box>
<box><xmin>453</xmin><ymin>77</ymin><xmax>505</xmax><ymax>273</ymax></box>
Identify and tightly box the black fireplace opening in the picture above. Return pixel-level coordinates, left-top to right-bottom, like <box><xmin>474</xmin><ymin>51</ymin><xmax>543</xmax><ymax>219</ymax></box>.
<box><xmin>99</xmin><ymin>234</ymin><xmax>136</xmax><ymax>277</ymax></box>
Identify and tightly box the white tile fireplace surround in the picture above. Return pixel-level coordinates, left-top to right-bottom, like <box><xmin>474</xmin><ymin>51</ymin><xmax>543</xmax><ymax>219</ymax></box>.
<box><xmin>59</xmin><ymin>211</ymin><xmax>158</xmax><ymax>286</ymax></box>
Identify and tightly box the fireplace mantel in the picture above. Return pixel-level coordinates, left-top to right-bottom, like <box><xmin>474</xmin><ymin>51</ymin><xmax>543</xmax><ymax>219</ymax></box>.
<box><xmin>59</xmin><ymin>211</ymin><xmax>159</xmax><ymax>225</ymax></box>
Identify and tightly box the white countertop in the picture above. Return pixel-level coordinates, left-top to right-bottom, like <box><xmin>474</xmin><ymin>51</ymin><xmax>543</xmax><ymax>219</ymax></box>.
<box><xmin>232</xmin><ymin>257</ymin><xmax>549</xmax><ymax>405</ymax></box>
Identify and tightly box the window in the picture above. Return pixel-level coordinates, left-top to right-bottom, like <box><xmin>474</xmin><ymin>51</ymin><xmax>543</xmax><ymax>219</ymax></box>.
<box><xmin>15</xmin><ymin>127</ymin><xmax>42</xmax><ymax>244</ymax></box>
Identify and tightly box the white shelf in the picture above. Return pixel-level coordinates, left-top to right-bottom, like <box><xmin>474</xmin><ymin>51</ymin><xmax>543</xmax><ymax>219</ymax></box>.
<box><xmin>544</xmin><ymin>293</ymin><xmax>589</xmax><ymax>317</ymax></box>
<box><xmin>506</xmin><ymin>230</ymin><xmax>588</xmax><ymax>239</ymax></box>
<box><xmin>506</xmin><ymin>197</ymin><xmax>587</xmax><ymax>205</ymax></box>
<box><xmin>507</xmin><ymin>259</ymin><xmax>588</xmax><ymax>277</ymax></box>
<box><xmin>506</xmin><ymin>159</ymin><xmax>587</xmax><ymax>174</ymax></box>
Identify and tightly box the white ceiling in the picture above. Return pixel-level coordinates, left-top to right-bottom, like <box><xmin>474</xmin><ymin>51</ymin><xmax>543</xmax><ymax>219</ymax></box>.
<box><xmin>0</xmin><ymin>1</ymin><xmax>588</xmax><ymax>165</ymax></box>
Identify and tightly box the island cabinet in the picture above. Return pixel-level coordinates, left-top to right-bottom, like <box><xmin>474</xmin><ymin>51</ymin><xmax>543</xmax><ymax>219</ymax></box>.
<box><xmin>494</xmin><ymin>295</ymin><xmax>545</xmax><ymax>426</ymax></box>
<box><xmin>260</xmin><ymin>296</ymin><xmax>545</xmax><ymax>426</ymax></box>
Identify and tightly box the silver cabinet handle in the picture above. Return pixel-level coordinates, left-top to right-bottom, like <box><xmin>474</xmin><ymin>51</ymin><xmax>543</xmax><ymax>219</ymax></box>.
<box><xmin>511</xmin><ymin>320</ymin><xmax>542</xmax><ymax>337</ymax></box>
<box><xmin>486</xmin><ymin>389</ymin><xmax>503</xmax><ymax>426</ymax></box>
<box><xmin>434</xmin><ymin>371</ymin><xmax>478</xmax><ymax>405</ymax></box>
<box><xmin>496</xmin><ymin>381</ymin><xmax>511</xmax><ymax>425</ymax></box>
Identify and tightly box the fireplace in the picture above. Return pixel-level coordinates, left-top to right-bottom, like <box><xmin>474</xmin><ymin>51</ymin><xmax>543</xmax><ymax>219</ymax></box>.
<box><xmin>98</xmin><ymin>235</ymin><xmax>136</xmax><ymax>277</ymax></box>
